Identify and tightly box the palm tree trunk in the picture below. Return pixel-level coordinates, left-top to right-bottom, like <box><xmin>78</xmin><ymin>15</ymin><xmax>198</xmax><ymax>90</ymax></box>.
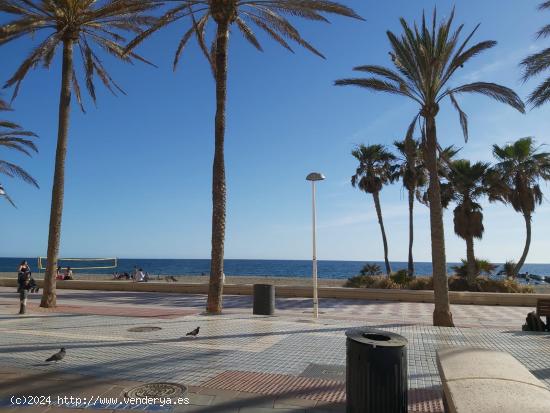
<box><xmin>407</xmin><ymin>187</ymin><xmax>415</xmax><ymax>277</ymax></box>
<box><xmin>206</xmin><ymin>21</ymin><xmax>229</xmax><ymax>314</ymax></box>
<box><xmin>424</xmin><ymin>114</ymin><xmax>453</xmax><ymax>327</ymax></box>
<box><xmin>372</xmin><ymin>191</ymin><xmax>391</xmax><ymax>275</ymax></box>
<box><xmin>513</xmin><ymin>213</ymin><xmax>532</xmax><ymax>277</ymax></box>
<box><xmin>465</xmin><ymin>236</ymin><xmax>477</xmax><ymax>287</ymax></box>
<box><xmin>40</xmin><ymin>39</ymin><xmax>74</xmax><ymax>309</ymax></box>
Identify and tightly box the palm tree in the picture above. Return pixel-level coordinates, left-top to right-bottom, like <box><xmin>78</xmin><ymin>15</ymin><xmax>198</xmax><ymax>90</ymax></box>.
<box><xmin>0</xmin><ymin>98</ymin><xmax>38</xmax><ymax>207</ymax></box>
<box><xmin>335</xmin><ymin>9</ymin><xmax>525</xmax><ymax>326</ymax></box>
<box><xmin>351</xmin><ymin>144</ymin><xmax>397</xmax><ymax>276</ymax></box>
<box><xmin>451</xmin><ymin>258</ymin><xmax>496</xmax><ymax>279</ymax></box>
<box><xmin>521</xmin><ymin>1</ymin><xmax>550</xmax><ymax>107</ymax></box>
<box><xmin>124</xmin><ymin>0</ymin><xmax>363</xmax><ymax>314</ymax></box>
<box><xmin>487</xmin><ymin>137</ymin><xmax>550</xmax><ymax>276</ymax></box>
<box><xmin>0</xmin><ymin>0</ymin><xmax>157</xmax><ymax>308</ymax></box>
<box><xmin>442</xmin><ymin>159</ymin><xmax>490</xmax><ymax>286</ymax></box>
<box><xmin>498</xmin><ymin>260</ymin><xmax>517</xmax><ymax>279</ymax></box>
<box><xmin>359</xmin><ymin>262</ymin><xmax>382</xmax><ymax>276</ymax></box>
<box><xmin>394</xmin><ymin>136</ymin><xmax>426</xmax><ymax>277</ymax></box>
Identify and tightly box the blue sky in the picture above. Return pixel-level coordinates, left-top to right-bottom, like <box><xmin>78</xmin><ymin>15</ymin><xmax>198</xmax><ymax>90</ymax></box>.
<box><xmin>1</xmin><ymin>0</ymin><xmax>549</xmax><ymax>263</ymax></box>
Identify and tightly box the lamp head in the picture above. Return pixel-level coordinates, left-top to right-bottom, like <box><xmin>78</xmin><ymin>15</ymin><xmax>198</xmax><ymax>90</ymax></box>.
<box><xmin>306</xmin><ymin>172</ymin><xmax>325</xmax><ymax>182</ymax></box>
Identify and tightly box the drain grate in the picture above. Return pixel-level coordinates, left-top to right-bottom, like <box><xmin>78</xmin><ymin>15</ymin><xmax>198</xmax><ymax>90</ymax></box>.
<box><xmin>300</xmin><ymin>363</ymin><xmax>345</xmax><ymax>382</ymax></box>
<box><xmin>125</xmin><ymin>383</ymin><xmax>188</xmax><ymax>398</ymax></box>
<box><xmin>127</xmin><ymin>326</ymin><xmax>162</xmax><ymax>332</ymax></box>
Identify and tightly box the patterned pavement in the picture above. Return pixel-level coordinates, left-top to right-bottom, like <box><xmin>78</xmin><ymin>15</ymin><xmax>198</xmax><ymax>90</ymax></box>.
<box><xmin>0</xmin><ymin>287</ymin><xmax>548</xmax><ymax>412</ymax></box>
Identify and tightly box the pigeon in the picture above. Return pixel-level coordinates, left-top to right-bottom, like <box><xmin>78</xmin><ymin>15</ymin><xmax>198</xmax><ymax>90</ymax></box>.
<box><xmin>186</xmin><ymin>327</ymin><xmax>200</xmax><ymax>337</ymax></box>
<box><xmin>46</xmin><ymin>348</ymin><xmax>66</xmax><ymax>362</ymax></box>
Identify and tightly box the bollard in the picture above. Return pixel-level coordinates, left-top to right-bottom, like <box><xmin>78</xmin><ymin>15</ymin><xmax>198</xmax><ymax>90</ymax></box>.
<box><xmin>346</xmin><ymin>328</ymin><xmax>408</xmax><ymax>413</ymax></box>
<box><xmin>19</xmin><ymin>290</ymin><xmax>28</xmax><ymax>315</ymax></box>
<box><xmin>253</xmin><ymin>284</ymin><xmax>275</xmax><ymax>315</ymax></box>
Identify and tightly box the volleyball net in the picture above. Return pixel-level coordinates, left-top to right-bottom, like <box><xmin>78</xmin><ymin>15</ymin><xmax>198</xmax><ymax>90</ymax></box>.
<box><xmin>37</xmin><ymin>257</ymin><xmax>118</xmax><ymax>271</ymax></box>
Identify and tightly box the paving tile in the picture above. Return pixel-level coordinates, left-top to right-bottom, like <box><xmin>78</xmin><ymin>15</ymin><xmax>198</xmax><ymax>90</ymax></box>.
<box><xmin>274</xmin><ymin>397</ymin><xmax>318</xmax><ymax>409</ymax></box>
<box><xmin>187</xmin><ymin>393</ymin><xmax>214</xmax><ymax>406</ymax></box>
<box><xmin>239</xmin><ymin>408</ymin><xmax>303</xmax><ymax>413</ymax></box>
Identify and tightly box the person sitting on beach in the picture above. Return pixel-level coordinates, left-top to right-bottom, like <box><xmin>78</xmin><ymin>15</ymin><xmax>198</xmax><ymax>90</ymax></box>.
<box><xmin>56</xmin><ymin>266</ymin><xmax>64</xmax><ymax>280</ymax></box>
<box><xmin>17</xmin><ymin>260</ymin><xmax>38</xmax><ymax>293</ymax></box>
<box><xmin>64</xmin><ymin>267</ymin><xmax>74</xmax><ymax>280</ymax></box>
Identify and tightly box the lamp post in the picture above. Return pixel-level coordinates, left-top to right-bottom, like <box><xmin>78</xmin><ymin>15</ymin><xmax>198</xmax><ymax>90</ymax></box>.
<box><xmin>0</xmin><ymin>184</ymin><xmax>5</xmax><ymax>196</ymax></box>
<box><xmin>306</xmin><ymin>172</ymin><xmax>325</xmax><ymax>318</ymax></box>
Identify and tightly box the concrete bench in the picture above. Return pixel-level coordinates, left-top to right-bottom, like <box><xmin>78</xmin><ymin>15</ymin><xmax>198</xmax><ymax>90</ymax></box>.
<box><xmin>436</xmin><ymin>347</ymin><xmax>550</xmax><ymax>413</ymax></box>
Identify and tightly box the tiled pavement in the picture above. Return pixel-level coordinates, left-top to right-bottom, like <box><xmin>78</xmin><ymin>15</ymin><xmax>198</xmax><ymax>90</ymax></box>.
<box><xmin>0</xmin><ymin>287</ymin><xmax>531</xmax><ymax>329</ymax></box>
<box><xmin>0</xmin><ymin>287</ymin><xmax>549</xmax><ymax>412</ymax></box>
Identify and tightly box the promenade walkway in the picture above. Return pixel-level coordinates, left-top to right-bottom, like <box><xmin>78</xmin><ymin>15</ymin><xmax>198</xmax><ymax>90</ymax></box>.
<box><xmin>0</xmin><ymin>287</ymin><xmax>548</xmax><ymax>412</ymax></box>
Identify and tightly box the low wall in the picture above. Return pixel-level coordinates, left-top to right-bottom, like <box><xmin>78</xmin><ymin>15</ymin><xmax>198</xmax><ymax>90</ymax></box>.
<box><xmin>0</xmin><ymin>278</ymin><xmax>546</xmax><ymax>307</ymax></box>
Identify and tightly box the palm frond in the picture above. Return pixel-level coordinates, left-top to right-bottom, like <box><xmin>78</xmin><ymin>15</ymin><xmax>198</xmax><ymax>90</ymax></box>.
<box><xmin>449</xmin><ymin>92</ymin><xmax>468</xmax><ymax>142</ymax></box>
<box><xmin>0</xmin><ymin>160</ymin><xmax>39</xmax><ymax>187</ymax></box>
<box><xmin>527</xmin><ymin>77</ymin><xmax>550</xmax><ymax>107</ymax></box>
<box><xmin>521</xmin><ymin>47</ymin><xmax>550</xmax><ymax>81</ymax></box>
<box><xmin>446</xmin><ymin>82</ymin><xmax>525</xmax><ymax>113</ymax></box>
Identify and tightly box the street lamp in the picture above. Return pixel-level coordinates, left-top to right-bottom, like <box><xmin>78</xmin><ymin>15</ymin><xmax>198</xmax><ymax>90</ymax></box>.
<box><xmin>306</xmin><ymin>172</ymin><xmax>325</xmax><ymax>318</ymax></box>
<box><xmin>0</xmin><ymin>184</ymin><xmax>5</xmax><ymax>196</ymax></box>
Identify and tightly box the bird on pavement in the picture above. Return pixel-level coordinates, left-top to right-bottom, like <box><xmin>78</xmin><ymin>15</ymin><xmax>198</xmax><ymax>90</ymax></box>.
<box><xmin>186</xmin><ymin>327</ymin><xmax>200</xmax><ymax>337</ymax></box>
<box><xmin>46</xmin><ymin>348</ymin><xmax>66</xmax><ymax>362</ymax></box>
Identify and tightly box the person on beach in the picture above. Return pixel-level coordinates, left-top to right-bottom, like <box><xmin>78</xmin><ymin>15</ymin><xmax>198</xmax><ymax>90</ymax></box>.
<box><xmin>56</xmin><ymin>266</ymin><xmax>64</xmax><ymax>280</ymax></box>
<box><xmin>17</xmin><ymin>261</ymin><xmax>38</xmax><ymax>293</ymax></box>
<box><xmin>132</xmin><ymin>266</ymin><xmax>138</xmax><ymax>281</ymax></box>
<box><xmin>64</xmin><ymin>267</ymin><xmax>74</xmax><ymax>280</ymax></box>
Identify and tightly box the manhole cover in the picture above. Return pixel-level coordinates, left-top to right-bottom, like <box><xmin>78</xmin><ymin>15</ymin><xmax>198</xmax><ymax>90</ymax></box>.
<box><xmin>125</xmin><ymin>383</ymin><xmax>188</xmax><ymax>398</ymax></box>
<box><xmin>300</xmin><ymin>364</ymin><xmax>346</xmax><ymax>382</ymax></box>
<box><xmin>127</xmin><ymin>326</ymin><xmax>162</xmax><ymax>332</ymax></box>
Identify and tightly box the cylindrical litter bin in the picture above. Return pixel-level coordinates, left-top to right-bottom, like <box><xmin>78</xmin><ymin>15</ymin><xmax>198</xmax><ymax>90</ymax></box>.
<box><xmin>253</xmin><ymin>284</ymin><xmax>275</xmax><ymax>315</ymax></box>
<box><xmin>346</xmin><ymin>328</ymin><xmax>408</xmax><ymax>413</ymax></box>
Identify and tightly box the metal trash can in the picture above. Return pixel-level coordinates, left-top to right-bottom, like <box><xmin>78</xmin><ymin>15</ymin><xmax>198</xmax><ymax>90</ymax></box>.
<box><xmin>346</xmin><ymin>328</ymin><xmax>408</xmax><ymax>413</ymax></box>
<box><xmin>253</xmin><ymin>284</ymin><xmax>275</xmax><ymax>315</ymax></box>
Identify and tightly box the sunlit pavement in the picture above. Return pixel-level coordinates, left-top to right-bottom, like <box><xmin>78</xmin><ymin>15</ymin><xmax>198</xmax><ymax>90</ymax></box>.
<box><xmin>0</xmin><ymin>287</ymin><xmax>548</xmax><ymax>412</ymax></box>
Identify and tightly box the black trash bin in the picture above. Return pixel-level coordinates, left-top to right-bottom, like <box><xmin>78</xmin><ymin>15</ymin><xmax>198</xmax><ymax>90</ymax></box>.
<box><xmin>253</xmin><ymin>284</ymin><xmax>275</xmax><ymax>315</ymax></box>
<box><xmin>345</xmin><ymin>328</ymin><xmax>408</xmax><ymax>413</ymax></box>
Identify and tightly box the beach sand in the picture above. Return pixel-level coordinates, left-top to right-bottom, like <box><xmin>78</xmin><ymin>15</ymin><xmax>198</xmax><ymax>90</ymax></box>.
<box><xmin>0</xmin><ymin>272</ymin><xmax>347</xmax><ymax>287</ymax></box>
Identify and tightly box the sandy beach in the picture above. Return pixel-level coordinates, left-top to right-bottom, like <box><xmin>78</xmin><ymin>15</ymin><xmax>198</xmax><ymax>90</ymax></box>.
<box><xmin>3</xmin><ymin>271</ymin><xmax>548</xmax><ymax>293</ymax></box>
<box><xmin>0</xmin><ymin>272</ymin><xmax>348</xmax><ymax>287</ymax></box>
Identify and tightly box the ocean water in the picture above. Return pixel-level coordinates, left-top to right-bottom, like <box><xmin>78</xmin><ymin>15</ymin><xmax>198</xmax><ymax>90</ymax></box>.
<box><xmin>1</xmin><ymin>257</ymin><xmax>550</xmax><ymax>279</ymax></box>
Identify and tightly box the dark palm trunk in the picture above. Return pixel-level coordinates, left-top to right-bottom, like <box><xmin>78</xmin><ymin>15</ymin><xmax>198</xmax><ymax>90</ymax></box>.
<box><xmin>40</xmin><ymin>39</ymin><xmax>74</xmax><ymax>308</ymax></box>
<box><xmin>407</xmin><ymin>187</ymin><xmax>415</xmax><ymax>277</ymax></box>
<box><xmin>206</xmin><ymin>21</ymin><xmax>229</xmax><ymax>314</ymax></box>
<box><xmin>514</xmin><ymin>213</ymin><xmax>532</xmax><ymax>277</ymax></box>
<box><xmin>372</xmin><ymin>191</ymin><xmax>391</xmax><ymax>275</ymax></box>
<box><xmin>424</xmin><ymin>113</ymin><xmax>454</xmax><ymax>327</ymax></box>
<box><xmin>465</xmin><ymin>236</ymin><xmax>477</xmax><ymax>287</ymax></box>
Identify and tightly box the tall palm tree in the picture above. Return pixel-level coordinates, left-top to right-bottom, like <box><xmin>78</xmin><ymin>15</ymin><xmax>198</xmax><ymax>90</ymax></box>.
<box><xmin>124</xmin><ymin>0</ymin><xmax>363</xmax><ymax>314</ymax></box>
<box><xmin>487</xmin><ymin>137</ymin><xmax>550</xmax><ymax>276</ymax></box>
<box><xmin>521</xmin><ymin>1</ymin><xmax>550</xmax><ymax>107</ymax></box>
<box><xmin>0</xmin><ymin>98</ymin><xmax>38</xmax><ymax>207</ymax></box>
<box><xmin>351</xmin><ymin>144</ymin><xmax>397</xmax><ymax>276</ymax></box>
<box><xmin>0</xmin><ymin>0</ymin><xmax>157</xmax><ymax>308</ymax></box>
<box><xmin>394</xmin><ymin>136</ymin><xmax>426</xmax><ymax>277</ymax></box>
<box><xmin>335</xmin><ymin>9</ymin><xmax>525</xmax><ymax>326</ymax></box>
<box><xmin>442</xmin><ymin>159</ymin><xmax>490</xmax><ymax>286</ymax></box>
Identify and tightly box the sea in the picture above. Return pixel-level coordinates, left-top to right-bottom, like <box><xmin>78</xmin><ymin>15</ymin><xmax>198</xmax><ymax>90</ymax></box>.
<box><xmin>1</xmin><ymin>257</ymin><xmax>550</xmax><ymax>279</ymax></box>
